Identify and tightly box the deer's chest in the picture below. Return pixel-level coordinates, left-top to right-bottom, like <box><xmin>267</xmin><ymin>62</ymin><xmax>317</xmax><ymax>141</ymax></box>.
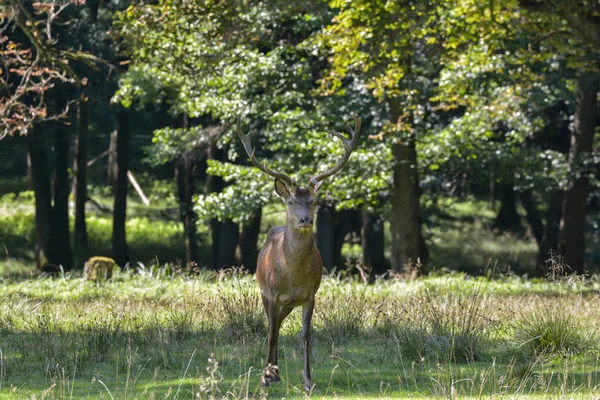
<box><xmin>265</xmin><ymin>263</ymin><xmax>321</xmax><ymax>307</ymax></box>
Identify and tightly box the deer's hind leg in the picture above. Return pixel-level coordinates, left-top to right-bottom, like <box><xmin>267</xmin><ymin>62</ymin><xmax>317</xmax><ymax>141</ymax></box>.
<box><xmin>301</xmin><ymin>298</ymin><xmax>315</xmax><ymax>390</ymax></box>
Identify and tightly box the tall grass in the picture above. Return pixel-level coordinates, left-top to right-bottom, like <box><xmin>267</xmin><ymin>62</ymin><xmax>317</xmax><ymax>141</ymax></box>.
<box><xmin>0</xmin><ymin>270</ymin><xmax>598</xmax><ymax>398</ymax></box>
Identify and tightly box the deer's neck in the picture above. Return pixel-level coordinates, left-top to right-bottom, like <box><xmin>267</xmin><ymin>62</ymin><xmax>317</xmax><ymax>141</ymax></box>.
<box><xmin>282</xmin><ymin>222</ymin><xmax>315</xmax><ymax>267</ymax></box>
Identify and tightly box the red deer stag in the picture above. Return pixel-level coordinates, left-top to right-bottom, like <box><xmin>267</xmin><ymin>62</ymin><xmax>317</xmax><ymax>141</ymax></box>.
<box><xmin>237</xmin><ymin>117</ymin><xmax>360</xmax><ymax>390</ymax></box>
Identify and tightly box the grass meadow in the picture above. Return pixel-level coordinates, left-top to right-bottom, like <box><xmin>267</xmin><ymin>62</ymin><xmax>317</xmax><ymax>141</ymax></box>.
<box><xmin>1</xmin><ymin>181</ymin><xmax>599</xmax><ymax>398</ymax></box>
<box><xmin>0</xmin><ymin>269</ymin><xmax>599</xmax><ymax>399</ymax></box>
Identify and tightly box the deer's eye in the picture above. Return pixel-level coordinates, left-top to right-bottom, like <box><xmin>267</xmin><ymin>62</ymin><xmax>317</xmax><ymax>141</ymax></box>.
<box><xmin>307</xmin><ymin>198</ymin><xmax>314</xmax><ymax>205</ymax></box>
<box><xmin>288</xmin><ymin>199</ymin><xmax>296</xmax><ymax>206</ymax></box>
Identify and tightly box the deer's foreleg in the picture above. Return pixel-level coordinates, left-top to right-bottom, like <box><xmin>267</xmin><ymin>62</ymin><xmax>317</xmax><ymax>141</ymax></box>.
<box><xmin>266</xmin><ymin>299</ymin><xmax>279</xmax><ymax>366</ymax></box>
<box><xmin>301</xmin><ymin>298</ymin><xmax>315</xmax><ymax>390</ymax></box>
<box><xmin>263</xmin><ymin>298</ymin><xmax>281</xmax><ymax>386</ymax></box>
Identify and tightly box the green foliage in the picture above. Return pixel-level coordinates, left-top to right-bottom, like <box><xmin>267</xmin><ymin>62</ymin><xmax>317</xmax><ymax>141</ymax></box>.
<box><xmin>115</xmin><ymin>0</ymin><xmax>392</xmax><ymax>224</ymax></box>
<box><xmin>146</xmin><ymin>125</ymin><xmax>211</xmax><ymax>166</ymax></box>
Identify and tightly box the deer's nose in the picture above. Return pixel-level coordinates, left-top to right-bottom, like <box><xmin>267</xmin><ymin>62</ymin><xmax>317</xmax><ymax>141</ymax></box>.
<box><xmin>299</xmin><ymin>216</ymin><xmax>313</xmax><ymax>225</ymax></box>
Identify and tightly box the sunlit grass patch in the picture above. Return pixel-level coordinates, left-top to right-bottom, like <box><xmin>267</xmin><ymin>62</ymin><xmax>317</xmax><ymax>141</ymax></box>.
<box><xmin>515</xmin><ymin>299</ymin><xmax>597</xmax><ymax>357</ymax></box>
<box><xmin>0</xmin><ymin>267</ymin><xmax>599</xmax><ymax>398</ymax></box>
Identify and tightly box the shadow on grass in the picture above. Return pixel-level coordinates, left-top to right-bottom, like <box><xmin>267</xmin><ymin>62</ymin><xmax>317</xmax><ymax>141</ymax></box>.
<box><xmin>1</xmin><ymin>322</ymin><xmax>598</xmax><ymax>399</ymax></box>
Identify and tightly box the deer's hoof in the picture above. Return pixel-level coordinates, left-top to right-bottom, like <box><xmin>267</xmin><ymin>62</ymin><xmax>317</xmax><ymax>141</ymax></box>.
<box><xmin>261</xmin><ymin>364</ymin><xmax>280</xmax><ymax>387</ymax></box>
<box><xmin>303</xmin><ymin>378</ymin><xmax>315</xmax><ymax>391</ymax></box>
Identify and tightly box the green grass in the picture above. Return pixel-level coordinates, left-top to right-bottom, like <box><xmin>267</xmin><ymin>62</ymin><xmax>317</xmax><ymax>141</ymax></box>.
<box><xmin>1</xmin><ymin>180</ymin><xmax>600</xmax><ymax>398</ymax></box>
<box><xmin>0</xmin><ymin>184</ymin><xmax>211</xmax><ymax>269</ymax></box>
<box><xmin>425</xmin><ymin>198</ymin><xmax>539</xmax><ymax>275</ymax></box>
<box><xmin>0</xmin><ymin>272</ymin><xmax>598</xmax><ymax>399</ymax></box>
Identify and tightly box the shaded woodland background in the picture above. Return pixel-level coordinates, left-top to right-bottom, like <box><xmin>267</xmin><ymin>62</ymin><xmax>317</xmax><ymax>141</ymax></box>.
<box><xmin>1</xmin><ymin>0</ymin><xmax>600</xmax><ymax>277</ymax></box>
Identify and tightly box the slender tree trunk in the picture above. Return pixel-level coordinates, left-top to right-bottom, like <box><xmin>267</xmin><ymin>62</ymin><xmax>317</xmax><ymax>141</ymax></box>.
<box><xmin>73</xmin><ymin>98</ymin><xmax>90</xmax><ymax>268</ymax></box>
<box><xmin>236</xmin><ymin>208</ymin><xmax>262</xmax><ymax>272</ymax></box>
<box><xmin>107</xmin><ymin>130</ymin><xmax>118</xmax><ymax>187</ymax></box>
<box><xmin>87</xmin><ymin>0</ymin><xmax>99</xmax><ymax>23</ymax></box>
<box><xmin>333</xmin><ymin>209</ymin><xmax>361</xmax><ymax>269</ymax></box>
<box><xmin>519</xmin><ymin>190</ymin><xmax>544</xmax><ymax>248</ymax></box>
<box><xmin>52</xmin><ymin>123</ymin><xmax>73</xmax><ymax>270</ymax></box>
<box><xmin>206</xmin><ymin>144</ymin><xmax>240</xmax><ymax>269</ymax></box>
<box><xmin>558</xmin><ymin>77</ymin><xmax>597</xmax><ymax>274</ymax></box>
<box><xmin>210</xmin><ymin>218</ymin><xmax>221</xmax><ymax>268</ymax></box>
<box><xmin>214</xmin><ymin>219</ymin><xmax>239</xmax><ymax>268</ymax></box>
<box><xmin>176</xmin><ymin>155</ymin><xmax>198</xmax><ymax>269</ymax></box>
<box><xmin>494</xmin><ymin>183</ymin><xmax>521</xmax><ymax>232</ymax></box>
<box><xmin>316</xmin><ymin>205</ymin><xmax>336</xmax><ymax>271</ymax></box>
<box><xmin>362</xmin><ymin>210</ymin><xmax>388</xmax><ymax>275</ymax></box>
<box><xmin>388</xmin><ymin>100</ymin><xmax>427</xmax><ymax>273</ymax></box>
<box><xmin>26</xmin><ymin>152</ymin><xmax>32</xmax><ymax>189</ymax></box>
<box><xmin>538</xmin><ymin>191</ymin><xmax>563</xmax><ymax>273</ymax></box>
<box><xmin>27</xmin><ymin>127</ymin><xmax>56</xmax><ymax>271</ymax></box>
<box><xmin>112</xmin><ymin>109</ymin><xmax>130</xmax><ymax>267</ymax></box>
<box><xmin>489</xmin><ymin>174</ymin><xmax>496</xmax><ymax>209</ymax></box>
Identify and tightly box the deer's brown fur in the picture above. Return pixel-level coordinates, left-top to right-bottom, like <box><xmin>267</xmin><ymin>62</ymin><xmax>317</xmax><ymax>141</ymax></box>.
<box><xmin>236</xmin><ymin>117</ymin><xmax>360</xmax><ymax>390</ymax></box>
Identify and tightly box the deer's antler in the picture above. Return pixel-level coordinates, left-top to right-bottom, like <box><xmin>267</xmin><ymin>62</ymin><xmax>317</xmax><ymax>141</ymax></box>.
<box><xmin>236</xmin><ymin>118</ymin><xmax>297</xmax><ymax>190</ymax></box>
<box><xmin>309</xmin><ymin>116</ymin><xmax>360</xmax><ymax>187</ymax></box>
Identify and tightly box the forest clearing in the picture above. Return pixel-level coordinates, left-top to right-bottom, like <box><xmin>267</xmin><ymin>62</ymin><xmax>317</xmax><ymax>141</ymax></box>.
<box><xmin>0</xmin><ymin>266</ymin><xmax>599</xmax><ymax>399</ymax></box>
<box><xmin>1</xmin><ymin>188</ymin><xmax>599</xmax><ymax>399</ymax></box>
<box><xmin>2</xmin><ymin>0</ymin><xmax>600</xmax><ymax>398</ymax></box>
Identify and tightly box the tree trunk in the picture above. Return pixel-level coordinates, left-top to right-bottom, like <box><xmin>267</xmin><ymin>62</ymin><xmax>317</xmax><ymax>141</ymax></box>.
<box><xmin>390</xmin><ymin>141</ymin><xmax>425</xmax><ymax>273</ymax></box>
<box><xmin>112</xmin><ymin>109</ymin><xmax>130</xmax><ymax>267</ymax></box>
<box><xmin>206</xmin><ymin>144</ymin><xmax>241</xmax><ymax>269</ymax></box>
<box><xmin>73</xmin><ymin>98</ymin><xmax>90</xmax><ymax>268</ymax></box>
<box><xmin>107</xmin><ymin>129</ymin><xmax>118</xmax><ymax>187</ymax></box>
<box><xmin>494</xmin><ymin>183</ymin><xmax>521</xmax><ymax>232</ymax></box>
<box><xmin>87</xmin><ymin>0</ymin><xmax>99</xmax><ymax>23</ymax></box>
<box><xmin>236</xmin><ymin>208</ymin><xmax>262</xmax><ymax>272</ymax></box>
<box><xmin>388</xmin><ymin>98</ymin><xmax>427</xmax><ymax>274</ymax></box>
<box><xmin>489</xmin><ymin>175</ymin><xmax>496</xmax><ymax>209</ymax></box>
<box><xmin>558</xmin><ymin>77</ymin><xmax>597</xmax><ymax>274</ymax></box>
<box><xmin>519</xmin><ymin>189</ymin><xmax>544</xmax><ymax>248</ymax></box>
<box><xmin>27</xmin><ymin>127</ymin><xmax>56</xmax><ymax>271</ymax></box>
<box><xmin>362</xmin><ymin>210</ymin><xmax>388</xmax><ymax>275</ymax></box>
<box><xmin>538</xmin><ymin>191</ymin><xmax>563</xmax><ymax>273</ymax></box>
<box><xmin>176</xmin><ymin>156</ymin><xmax>198</xmax><ymax>269</ymax></box>
<box><xmin>316</xmin><ymin>205</ymin><xmax>336</xmax><ymax>271</ymax></box>
<box><xmin>214</xmin><ymin>219</ymin><xmax>239</xmax><ymax>269</ymax></box>
<box><xmin>52</xmin><ymin>123</ymin><xmax>73</xmax><ymax>270</ymax></box>
<box><xmin>26</xmin><ymin>152</ymin><xmax>32</xmax><ymax>189</ymax></box>
<box><xmin>333</xmin><ymin>208</ymin><xmax>361</xmax><ymax>269</ymax></box>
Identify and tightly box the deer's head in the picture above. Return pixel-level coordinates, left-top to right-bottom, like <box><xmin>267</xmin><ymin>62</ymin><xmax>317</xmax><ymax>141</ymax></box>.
<box><xmin>237</xmin><ymin>117</ymin><xmax>360</xmax><ymax>232</ymax></box>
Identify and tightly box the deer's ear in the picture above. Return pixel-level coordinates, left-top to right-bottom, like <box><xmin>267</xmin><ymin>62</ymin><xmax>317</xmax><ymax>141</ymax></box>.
<box><xmin>274</xmin><ymin>178</ymin><xmax>292</xmax><ymax>199</ymax></box>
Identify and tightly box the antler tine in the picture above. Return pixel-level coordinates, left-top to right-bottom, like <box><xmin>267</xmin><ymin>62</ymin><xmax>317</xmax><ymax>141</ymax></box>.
<box><xmin>236</xmin><ymin>118</ymin><xmax>296</xmax><ymax>189</ymax></box>
<box><xmin>310</xmin><ymin>116</ymin><xmax>361</xmax><ymax>185</ymax></box>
